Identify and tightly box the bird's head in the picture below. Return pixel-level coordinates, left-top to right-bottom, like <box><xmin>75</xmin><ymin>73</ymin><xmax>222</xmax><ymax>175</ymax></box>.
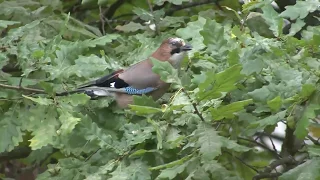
<box><xmin>153</xmin><ymin>37</ymin><xmax>192</xmax><ymax>68</ymax></box>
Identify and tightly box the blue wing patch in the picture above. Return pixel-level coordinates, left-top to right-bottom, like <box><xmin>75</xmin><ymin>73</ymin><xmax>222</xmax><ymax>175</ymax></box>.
<box><xmin>125</xmin><ymin>87</ymin><xmax>156</xmax><ymax>95</ymax></box>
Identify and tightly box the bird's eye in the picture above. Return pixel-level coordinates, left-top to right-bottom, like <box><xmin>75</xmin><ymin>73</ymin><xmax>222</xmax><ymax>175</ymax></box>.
<box><xmin>170</xmin><ymin>42</ymin><xmax>177</xmax><ymax>46</ymax></box>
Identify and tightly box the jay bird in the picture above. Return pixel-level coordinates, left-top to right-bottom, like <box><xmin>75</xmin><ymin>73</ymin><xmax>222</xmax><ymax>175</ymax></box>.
<box><xmin>58</xmin><ymin>37</ymin><xmax>192</xmax><ymax>108</ymax></box>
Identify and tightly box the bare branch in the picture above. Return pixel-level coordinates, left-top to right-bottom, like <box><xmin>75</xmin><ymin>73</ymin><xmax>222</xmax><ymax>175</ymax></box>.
<box><xmin>224</xmin><ymin>151</ymin><xmax>259</xmax><ymax>173</ymax></box>
<box><xmin>253</xmin><ymin>172</ymin><xmax>282</xmax><ymax>180</ymax></box>
<box><xmin>307</xmin><ymin>135</ymin><xmax>320</xmax><ymax>145</ymax></box>
<box><xmin>0</xmin><ymin>83</ymin><xmax>45</xmax><ymax>94</ymax></box>
<box><xmin>238</xmin><ymin>137</ymin><xmax>280</xmax><ymax>158</ymax></box>
<box><xmin>252</xmin><ymin>155</ymin><xmax>308</xmax><ymax>180</ymax></box>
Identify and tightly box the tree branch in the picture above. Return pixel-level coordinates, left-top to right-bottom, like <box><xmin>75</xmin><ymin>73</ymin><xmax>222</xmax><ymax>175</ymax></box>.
<box><xmin>238</xmin><ymin>137</ymin><xmax>280</xmax><ymax>158</ymax></box>
<box><xmin>252</xmin><ymin>155</ymin><xmax>308</xmax><ymax>180</ymax></box>
<box><xmin>182</xmin><ymin>88</ymin><xmax>205</xmax><ymax>121</ymax></box>
<box><xmin>0</xmin><ymin>83</ymin><xmax>45</xmax><ymax>94</ymax></box>
<box><xmin>307</xmin><ymin>135</ymin><xmax>320</xmax><ymax>145</ymax></box>
<box><xmin>253</xmin><ymin>172</ymin><xmax>282</xmax><ymax>180</ymax></box>
<box><xmin>105</xmin><ymin>0</ymin><xmax>126</xmax><ymax>19</ymax></box>
<box><xmin>224</xmin><ymin>151</ymin><xmax>259</xmax><ymax>173</ymax></box>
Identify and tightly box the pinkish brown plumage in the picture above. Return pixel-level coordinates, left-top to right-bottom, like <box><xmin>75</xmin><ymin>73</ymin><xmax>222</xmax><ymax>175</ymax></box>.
<box><xmin>58</xmin><ymin>37</ymin><xmax>192</xmax><ymax>108</ymax></box>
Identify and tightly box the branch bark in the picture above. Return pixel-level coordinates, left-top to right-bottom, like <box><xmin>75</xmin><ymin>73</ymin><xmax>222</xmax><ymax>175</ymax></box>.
<box><xmin>252</xmin><ymin>155</ymin><xmax>308</xmax><ymax>180</ymax></box>
<box><xmin>0</xmin><ymin>83</ymin><xmax>45</xmax><ymax>94</ymax></box>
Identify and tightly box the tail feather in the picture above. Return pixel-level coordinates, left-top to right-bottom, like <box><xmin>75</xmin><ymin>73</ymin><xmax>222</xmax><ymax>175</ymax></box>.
<box><xmin>56</xmin><ymin>86</ymin><xmax>120</xmax><ymax>98</ymax></box>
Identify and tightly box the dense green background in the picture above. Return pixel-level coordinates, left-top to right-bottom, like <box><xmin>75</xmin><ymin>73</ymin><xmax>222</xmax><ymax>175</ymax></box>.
<box><xmin>1</xmin><ymin>0</ymin><xmax>320</xmax><ymax>179</ymax></box>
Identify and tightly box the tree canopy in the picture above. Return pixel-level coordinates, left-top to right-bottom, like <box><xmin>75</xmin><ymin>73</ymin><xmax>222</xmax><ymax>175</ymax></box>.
<box><xmin>1</xmin><ymin>0</ymin><xmax>320</xmax><ymax>179</ymax></box>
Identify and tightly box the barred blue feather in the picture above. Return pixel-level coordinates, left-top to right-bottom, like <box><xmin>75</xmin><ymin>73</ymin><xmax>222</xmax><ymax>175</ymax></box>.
<box><xmin>125</xmin><ymin>87</ymin><xmax>156</xmax><ymax>95</ymax></box>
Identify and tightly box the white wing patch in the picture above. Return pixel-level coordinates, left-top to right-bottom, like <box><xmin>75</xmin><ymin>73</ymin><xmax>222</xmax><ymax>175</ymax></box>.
<box><xmin>110</xmin><ymin>82</ymin><xmax>115</xmax><ymax>88</ymax></box>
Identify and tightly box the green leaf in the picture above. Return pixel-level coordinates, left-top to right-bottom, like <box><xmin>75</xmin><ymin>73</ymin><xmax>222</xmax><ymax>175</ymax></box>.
<box><xmin>147</xmin><ymin>118</ymin><xmax>164</xmax><ymax>149</ymax></box>
<box><xmin>115</xmin><ymin>22</ymin><xmax>145</xmax><ymax>32</ymax></box>
<box><xmin>84</xmin><ymin>34</ymin><xmax>120</xmax><ymax>48</ymax></box>
<box><xmin>129</xmin><ymin>105</ymin><xmax>162</xmax><ymax>115</ymax></box>
<box><xmin>29</xmin><ymin>108</ymin><xmax>59</xmax><ymax>150</ymax></box>
<box><xmin>0</xmin><ymin>119</ymin><xmax>23</xmax><ymax>153</ymax></box>
<box><xmin>267</xmin><ymin>96</ymin><xmax>282</xmax><ymax>112</ymax></box>
<box><xmin>308</xmin><ymin>145</ymin><xmax>320</xmax><ymax>157</ymax></box>
<box><xmin>196</xmin><ymin>123</ymin><xmax>222</xmax><ymax>161</ymax></box>
<box><xmin>25</xmin><ymin>146</ymin><xmax>54</xmax><ymax>164</ymax></box>
<box><xmin>261</xmin><ymin>4</ymin><xmax>284</xmax><ymax>37</ymax></box>
<box><xmin>200</xmin><ymin>19</ymin><xmax>228</xmax><ymax>55</ymax></box>
<box><xmin>156</xmin><ymin>163</ymin><xmax>188</xmax><ymax>179</ymax></box>
<box><xmin>220</xmin><ymin>137</ymin><xmax>251</xmax><ymax>152</ymax></box>
<box><xmin>60</xmin><ymin>93</ymin><xmax>90</xmax><ymax>106</ymax></box>
<box><xmin>246</xmin><ymin>12</ymin><xmax>274</xmax><ymax>38</ymax></box>
<box><xmin>22</xmin><ymin>95</ymin><xmax>53</xmax><ymax>105</ymax></box>
<box><xmin>280</xmin><ymin>158</ymin><xmax>320</xmax><ymax>180</ymax></box>
<box><xmin>151</xmin><ymin>58</ymin><xmax>181</xmax><ymax>85</ymax></box>
<box><xmin>82</xmin><ymin>121</ymin><xmax>114</xmax><ymax>150</ymax></box>
<box><xmin>176</xmin><ymin>16</ymin><xmax>206</xmax><ymax>52</ymax></box>
<box><xmin>159</xmin><ymin>16</ymin><xmax>185</xmax><ymax>28</ymax></box>
<box><xmin>300</xmin><ymin>84</ymin><xmax>316</xmax><ymax>99</ymax></box>
<box><xmin>280</xmin><ymin>1</ymin><xmax>320</xmax><ymax>20</ymax></box>
<box><xmin>228</xmin><ymin>48</ymin><xmax>240</xmax><ymax>66</ymax></box>
<box><xmin>247</xmin><ymin>110</ymin><xmax>287</xmax><ymax>135</ymax></box>
<box><xmin>110</xmin><ymin>160</ymin><xmax>151</xmax><ymax>180</ymax></box>
<box><xmin>295</xmin><ymin>104</ymin><xmax>320</xmax><ymax>139</ymax></box>
<box><xmin>0</xmin><ymin>20</ymin><xmax>20</xmax><ymax>28</ymax></box>
<box><xmin>198</xmin><ymin>64</ymin><xmax>243</xmax><ymax>100</ymax></box>
<box><xmin>210</xmin><ymin>99</ymin><xmax>253</xmax><ymax>120</ymax></box>
<box><xmin>67</xmin><ymin>55</ymin><xmax>110</xmax><ymax>78</ymax></box>
<box><xmin>288</xmin><ymin>19</ymin><xmax>306</xmax><ymax>36</ymax></box>
<box><xmin>132</xmin><ymin>7</ymin><xmax>154</xmax><ymax>21</ymax></box>
<box><xmin>85</xmin><ymin>160</ymin><xmax>117</xmax><ymax>180</ymax></box>
<box><xmin>132</xmin><ymin>95</ymin><xmax>160</xmax><ymax>108</ymax></box>
<box><xmin>58</xmin><ymin>110</ymin><xmax>81</xmax><ymax>135</ymax></box>
<box><xmin>122</xmin><ymin>123</ymin><xmax>154</xmax><ymax>146</ymax></box>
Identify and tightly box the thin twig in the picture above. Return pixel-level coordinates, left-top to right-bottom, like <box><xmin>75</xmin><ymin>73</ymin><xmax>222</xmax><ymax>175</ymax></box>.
<box><xmin>253</xmin><ymin>172</ymin><xmax>282</xmax><ymax>180</ymax></box>
<box><xmin>224</xmin><ymin>151</ymin><xmax>259</xmax><ymax>173</ymax></box>
<box><xmin>0</xmin><ymin>83</ymin><xmax>45</xmax><ymax>93</ymax></box>
<box><xmin>85</xmin><ymin>148</ymin><xmax>101</xmax><ymax>162</ymax></box>
<box><xmin>18</xmin><ymin>76</ymin><xmax>24</xmax><ymax>87</ymax></box>
<box><xmin>307</xmin><ymin>135</ymin><xmax>320</xmax><ymax>145</ymax></box>
<box><xmin>268</xmin><ymin>136</ymin><xmax>281</xmax><ymax>158</ymax></box>
<box><xmin>181</xmin><ymin>88</ymin><xmax>205</xmax><ymax>121</ymax></box>
<box><xmin>99</xmin><ymin>6</ymin><xmax>106</xmax><ymax>35</ymax></box>
<box><xmin>146</xmin><ymin>0</ymin><xmax>160</xmax><ymax>35</ymax></box>
<box><xmin>252</xmin><ymin>156</ymin><xmax>303</xmax><ymax>180</ymax></box>
<box><xmin>238</xmin><ymin>137</ymin><xmax>280</xmax><ymax>158</ymax></box>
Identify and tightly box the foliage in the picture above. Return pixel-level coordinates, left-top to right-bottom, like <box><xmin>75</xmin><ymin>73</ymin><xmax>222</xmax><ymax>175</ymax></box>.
<box><xmin>0</xmin><ymin>0</ymin><xmax>320</xmax><ymax>180</ymax></box>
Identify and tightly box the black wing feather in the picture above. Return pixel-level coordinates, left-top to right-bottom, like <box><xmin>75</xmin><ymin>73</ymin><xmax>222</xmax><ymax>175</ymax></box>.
<box><xmin>79</xmin><ymin>69</ymin><xmax>129</xmax><ymax>88</ymax></box>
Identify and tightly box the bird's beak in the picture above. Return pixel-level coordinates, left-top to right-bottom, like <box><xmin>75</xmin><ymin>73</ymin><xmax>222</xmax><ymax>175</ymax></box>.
<box><xmin>180</xmin><ymin>44</ymin><xmax>193</xmax><ymax>51</ymax></box>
